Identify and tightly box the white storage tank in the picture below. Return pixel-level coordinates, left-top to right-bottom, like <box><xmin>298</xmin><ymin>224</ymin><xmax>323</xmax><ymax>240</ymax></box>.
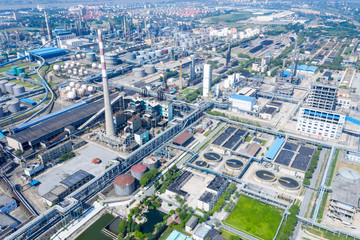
<box><xmin>0</xmin><ymin>80</ymin><xmax>8</xmax><ymax>91</ymax></box>
<box><xmin>87</xmin><ymin>86</ymin><xmax>94</xmax><ymax>92</ymax></box>
<box><xmin>125</xmin><ymin>53</ymin><xmax>136</xmax><ymax>61</ymax></box>
<box><xmin>5</xmin><ymin>82</ymin><xmax>16</xmax><ymax>94</ymax></box>
<box><xmin>143</xmin><ymin>156</ymin><xmax>159</xmax><ymax>170</ymax></box>
<box><xmin>133</xmin><ymin>68</ymin><xmax>146</xmax><ymax>78</ymax></box>
<box><xmin>144</xmin><ymin>65</ymin><xmax>156</xmax><ymax>74</ymax></box>
<box><xmin>86</xmin><ymin>52</ymin><xmax>96</xmax><ymax>62</ymax></box>
<box><xmin>131</xmin><ymin>164</ymin><xmax>147</xmax><ymax>180</ymax></box>
<box><xmin>7</xmin><ymin>99</ymin><xmax>20</xmax><ymax>113</ymax></box>
<box><xmin>67</xmin><ymin>91</ymin><xmax>76</xmax><ymax>100</ymax></box>
<box><xmin>13</xmin><ymin>85</ymin><xmax>25</xmax><ymax>95</ymax></box>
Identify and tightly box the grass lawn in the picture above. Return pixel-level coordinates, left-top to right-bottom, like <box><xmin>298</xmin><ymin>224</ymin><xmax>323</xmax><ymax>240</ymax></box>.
<box><xmin>220</xmin><ymin>228</ymin><xmax>241</xmax><ymax>239</ymax></box>
<box><xmin>224</xmin><ymin>195</ymin><xmax>283</xmax><ymax>240</ymax></box>
<box><xmin>9</xmin><ymin>80</ymin><xmax>37</xmax><ymax>88</ymax></box>
<box><xmin>245</xmin><ymin>136</ymin><xmax>252</xmax><ymax>142</ymax></box>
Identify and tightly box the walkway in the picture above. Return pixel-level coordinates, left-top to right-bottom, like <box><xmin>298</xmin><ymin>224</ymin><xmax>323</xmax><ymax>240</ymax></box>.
<box><xmin>51</xmin><ymin>202</ymin><xmax>104</xmax><ymax>240</ymax></box>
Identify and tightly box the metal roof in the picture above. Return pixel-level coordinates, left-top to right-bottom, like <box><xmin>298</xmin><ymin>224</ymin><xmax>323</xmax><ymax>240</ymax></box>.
<box><xmin>60</xmin><ymin>170</ymin><xmax>91</xmax><ymax>189</ymax></box>
<box><xmin>230</xmin><ymin>94</ymin><xmax>255</xmax><ymax>102</ymax></box>
<box><xmin>8</xmin><ymin>97</ymin><xmax>114</xmax><ymax>144</ymax></box>
<box><xmin>265</xmin><ymin>137</ymin><xmax>285</xmax><ymax>160</ymax></box>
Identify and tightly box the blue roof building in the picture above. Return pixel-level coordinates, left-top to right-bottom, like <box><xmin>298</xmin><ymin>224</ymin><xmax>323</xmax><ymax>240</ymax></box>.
<box><xmin>265</xmin><ymin>137</ymin><xmax>285</xmax><ymax>160</ymax></box>
<box><xmin>166</xmin><ymin>230</ymin><xmax>192</xmax><ymax>240</ymax></box>
<box><xmin>230</xmin><ymin>94</ymin><xmax>256</xmax><ymax>112</ymax></box>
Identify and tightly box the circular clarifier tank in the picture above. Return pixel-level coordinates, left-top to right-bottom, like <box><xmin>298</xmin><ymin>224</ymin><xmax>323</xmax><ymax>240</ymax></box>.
<box><xmin>225</xmin><ymin>159</ymin><xmax>244</xmax><ymax>170</ymax></box>
<box><xmin>195</xmin><ymin>160</ymin><xmax>209</xmax><ymax>168</ymax></box>
<box><xmin>203</xmin><ymin>152</ymin><xmax>222</xmax><ymax>162</ymax></box>
<box><xmin>278</xmin><ymin>177</ymin><xmax>300</xmax><ymax>190</ymax></box>
<box><xmin>255</xmin><ymin>170</ymin><xmax>276</xmax><ymax>182</ymax></box>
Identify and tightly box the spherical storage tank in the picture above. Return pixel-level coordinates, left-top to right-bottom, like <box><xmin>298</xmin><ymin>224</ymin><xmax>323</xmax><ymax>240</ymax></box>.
<box><xmin>143</xmin><ymin>156</ymin><xmax>159</xmax><ymax>170</ymax></box>
<box><xmin>87</xmin><ymin>86</ymin><xmax>94</xmax><ymax>92</ymax></box>
<box><xmin>133</xmin><ymin>68</ymin><xmax>146</xmax><ymax>78</ymax></box>
<box><xmin>0</xmin><ymin>80</ymin><xmax>8</xmax><ymax>91</ymax></box>
<box><xmin>13</xmin><ymin>85</ymin><xmax>25</xmax><ymax>95</ymax></box>
<box><xmin>53</xmin><ymin>65</ymin><xmax>60</xmax><ymax>71</ymax></box>
<box><xmin>5</xmin><ymin>82</ymin><xmax>16</xmax><ymax>94</ymax></box>
<box><xmin>131</xmin><ymin>164</ymin><xmax>147</xmax><ymax>180</ymax></box>
<box><xmin>67</xmin><ymin>91</ymin><xmax>76</xmax><ymax>100</ymax></box>
<box><xmin>86</xmin><ymin>52</ymin><xmax>96</xmax><ymax>62</ymax></box>
<box><xmin>7</xmin><ymin>99</ymin><xmax>20</xmax><ymax>113</ymax></box>
<box><xmin>114</xmin><ymin>174</ymin><xmax>135</xmax><ymax>196</ymax></box>
<box><xmin>144</xmin><ymin>65</ymin><xmax>156</xmax><ymax>74</ymax></box>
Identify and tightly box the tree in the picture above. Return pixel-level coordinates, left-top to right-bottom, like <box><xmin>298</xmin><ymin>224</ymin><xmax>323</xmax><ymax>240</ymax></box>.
<box><xmin>134</xmin><ymin>230</ymin><xmax>146</xmax><ymax>239</ymax></box>
<box><xmin>118</xmin><ymin>220</ymin><xmax>127</xmax><ymax>238</ymax></box>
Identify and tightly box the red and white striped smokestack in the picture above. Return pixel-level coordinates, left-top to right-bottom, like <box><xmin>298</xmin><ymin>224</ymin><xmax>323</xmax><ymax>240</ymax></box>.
<box><xmin>98</xmin><ymin>29</ymin><xmax>115</xmax><ymax>136</ymax></box>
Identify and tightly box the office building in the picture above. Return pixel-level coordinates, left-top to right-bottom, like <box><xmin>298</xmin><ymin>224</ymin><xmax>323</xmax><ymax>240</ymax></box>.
<box><xmin>296</xmin><ymin>85</ymin><xmax>345</xmax><ymax>139</ymax></box>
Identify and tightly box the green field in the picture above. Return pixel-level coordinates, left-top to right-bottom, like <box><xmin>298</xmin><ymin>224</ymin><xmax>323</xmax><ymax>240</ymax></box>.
<box><xmin>224</xmin><ymin>195</ymin><xmax>283</xmax><ymax>240</ymax></box>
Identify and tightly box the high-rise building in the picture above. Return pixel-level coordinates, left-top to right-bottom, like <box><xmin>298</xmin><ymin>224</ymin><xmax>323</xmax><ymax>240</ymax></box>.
<box><xmin>296</xmin><ymin>85</ymin><xmax>345</xmax><ymax>139</ymax></box>
<box><xmin>203</xmin><ymin>64</ymin><xmax>212</xmax><ymax>98</ymax></box>
<box><xmin>190</xmin><ymin>56</ymin><xmax>196</xmax><ymax>82</ymax></box>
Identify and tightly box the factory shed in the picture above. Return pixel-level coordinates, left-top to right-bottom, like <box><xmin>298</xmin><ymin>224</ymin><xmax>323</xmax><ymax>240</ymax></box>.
<box><xmin>172</xmin><ymin>132</ymin><xmax>194</xmax><ymax>147</ymax></box>
<box><xmin>265</xmin><ymin>137</ymin><xmax>285</xmax><ymax>160</ymax></box>
<box><xmin>60</xmin><ymin>170</ymin><xmax>93</xmax><ymax>191</ymax></box>
<box><xmin>246</xmin><ymin>143</ymin><xmax>261</xmax><ymax>157</ymax></box>
<box><xmin>166</xmin><ymin>171</ymin><xmax>193</xmax><ymax>198</ymax></box>
<box><xmin>7</xmin><ymin>96</ymin><xmax>116</xmax><ymax>151</ymax></box>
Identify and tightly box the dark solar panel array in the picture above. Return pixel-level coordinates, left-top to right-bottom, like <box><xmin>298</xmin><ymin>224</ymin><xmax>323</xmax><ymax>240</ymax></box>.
<box><xmin>274</xmin><ymin>150</ymin><xmax>295</xmax><ymax>166</ymax></box>
<box><xmin>291</xmin><ymin>154</ymin><xmax>311</xmax><ymax>171</ymax></box>
<box><xmin>222</xmin><ymin>129</ymin><xmax>245</xmax><ymax>150</ymax></box>
<box><xmin>299</xmin><ymin>146</ymin><xmax>315</xmax><ymax>156</ymax></box>
<box><xmin>212</xmin><ymin>126</ymin><xmax>236</xmax><ymax>146</ymax></box>
<box><xmin>283</xmin><ymin>142</ymin><xmax>299</xmax><ymax>152</ymax></box>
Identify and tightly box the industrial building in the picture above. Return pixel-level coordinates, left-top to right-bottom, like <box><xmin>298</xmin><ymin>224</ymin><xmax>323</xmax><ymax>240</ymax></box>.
<box><xmin>229</xmin><ymin>94</ymin><xmax>256</xmax><ymax>112</ymax></box>
<box><xmin>203</xmin><ymin>64</ymin><xmax>212</xmax><ymax>98</ymax></box>
<box><xmin>329</xmin><ymin>168</ymin><xmax>360</xmax><ymax>224</ymax></box>
<box><xmin>26</xmin><ymin>47</ymin><xmax>67</xmax><ymax>61</ymax></box>
<box><xmin>166</xmin><ymin>171</ymin><xmax>193</xmax><ymax>199</ymax></box>
<box><xmin>297</xmin><ymin>85</ymin><xmax>345</xmax><ymax>139</ymax></box>
<box><xmin>7</xmin><ymin>96</ymin><xmax>117</xmax><ymax>151</ymax></box>
<box><xmin>172</xmin><ymin>132</ymin><xmax>194</xmax><ymax>147</ymax></box>
<box><xmin>42</xmin><ymin>170</ymin><xmax>93</xmax><ymax>205</ymax></box>
<box><xmin>0</xmin><ymin>213</ymin><xmax>18</xmax><ymax>234</ymax></box>
<box><xmin>0</xmin><ymin>194</ymin><xmax>17</xmax><ymax>214</ymax></box>
<box><xmin>197</xmin><ymin>175</ymin><xmax>229</xmax><ymax>211</ymax></box>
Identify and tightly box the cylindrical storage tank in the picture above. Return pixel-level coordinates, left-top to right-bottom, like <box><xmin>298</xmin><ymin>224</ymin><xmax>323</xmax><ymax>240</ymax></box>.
<box><xmin>131</xmin><ymin>164</ymin><xmax>147</xmax><ymax>180</ymax></box>
<box><xmin>17</xmin><ymin>67</ymin><xmax>25</xmax><ymax>74</ymax></box>
<box><xmin>136</xmin><ymin>55</ymin><xmax>144</xmax><ymax>61</ymax></box>
<box><xmin>155</xmin><ymin>50</ymin><xmax>162</xmax><ymax>57</ymax></box>
<box><xmin>133</xmin><ymin>68</ymin><xmax>146</xmax><ymax>78</ymax></box>
<box><xmin>92</xmin><ymin>63</ymin><xmax>97</xmax><ymax>68</ymax></box>
<box><xmin>7</xmin><ymin>99</ymin><xmax>20</xmax><ymax>113</ymax></box>
<box><xmin>143</xmin><ymin>156</ymin><xmax>159</xmax><ymax>170</ymax></box>
<box><xmin>11</xmin><ymin>66</ymin><xmax>18</xmax><ymax>74</ymax></box>
<box><xmin>69</xmin><ymin>82</ymin><xmax>75</xmax><ymax>87</ymax></box>
<box><xmin>0</xmin><ymin>106</ymin><xmax>3</xmax><ymax>117</ymax></box>
<box><xmin>125</xmin><ymin>53</ymin><xmax>136</xmax><ymax>60</ymax></box>
<box><xmin>86</xmin><ymin>52</ymin><xmax>96</xmax><ymax>62</ymax></box>
<box><xmin>5</xmin><ymin>82</ymin><xmax>16</xmax><ymax>94</ymax></box>
<box><xmin>13</xmin><ymin>85</ymin><xmax>25</xmax><ymax>95</ymax></box>
<box><xmin>114</xmin><ymin>174</ymin><xmax>135</xmax><ymax>196</ymax></box>
<box><xmin>81</xmin><ymin>84</ymin><xmax>87</xmax><ymax>90</ymax></box>
<box><xmin>81</xmin><ymin>53</ymin><xmax>86</xmax><ymax>58</ymax></box>
<box><xmin>0</xmin><ymin>80</ymin><xmax>8</xmax><ymax>91</ymax></box>
<box><xmin>22</xmin><ymin>73</ymin><xmax>28</xmax><ymax>78</ymax></box>
<box><xmin>105</xmin><ymin>53</ymin><xmax>118</xmax><ymax>66</ymax></box>
<box><xmin>144</xmin><ymin>65</ymin><xmax>156</xmax><ymax>74</ymax></box>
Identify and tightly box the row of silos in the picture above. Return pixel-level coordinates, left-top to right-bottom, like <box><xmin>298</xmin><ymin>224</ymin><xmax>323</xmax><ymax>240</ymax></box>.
<box><xmin>0</xmin><ymin>80</ymin><xmax>25</xmax><ymax>95</ymax></box>
<box><xmin>114</xmin><ymin>157</ymin><xmax>159</xmax><ymax>196</ymax></box>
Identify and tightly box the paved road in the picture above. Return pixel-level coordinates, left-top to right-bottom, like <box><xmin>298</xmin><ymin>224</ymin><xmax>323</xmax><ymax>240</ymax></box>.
<box><xmin>291</xmin><ymin>148</ymin><xmax>329</xmax><ymax>240</ymax></box>
<box><xmin>220</xmin><ymin>223</ymin><xmax>259</xmax><ymax>240</ymax></box>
